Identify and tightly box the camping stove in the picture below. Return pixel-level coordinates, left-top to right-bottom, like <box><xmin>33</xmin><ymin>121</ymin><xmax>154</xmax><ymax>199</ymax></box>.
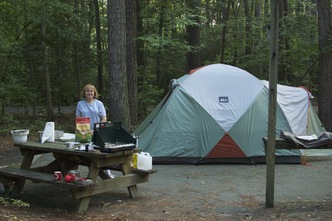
<box><xmin>92</xmin><ymin>122</ymin><xmax>136</xmax><ymax>153</ymax></box>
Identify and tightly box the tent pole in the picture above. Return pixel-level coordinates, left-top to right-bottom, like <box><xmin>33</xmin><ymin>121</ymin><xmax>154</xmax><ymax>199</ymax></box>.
<box><xmin>266</xmin><ymin>0</ymin><xmax>279</xmax><ymax>208</ymax></box>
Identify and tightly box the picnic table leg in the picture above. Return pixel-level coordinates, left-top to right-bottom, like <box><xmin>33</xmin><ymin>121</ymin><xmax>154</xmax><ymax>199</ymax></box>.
<box><xmin>121</xmin><ymin>158</ymin><xmax>139</xmax><ymax>198</ymax></box>
<box><xmin>75</xmin><ymin>163</ymin><xmax>100</xmax><ymax>214</ymax></box>
<box><xmin>76</xmin><ymin>197</ymin><xmax>90</xmax><ymax>214</ymax></box>
<box><xmin>11</xmin><ymin>150</ymin><xmax>35</xmax><ymax>197</ymax></box>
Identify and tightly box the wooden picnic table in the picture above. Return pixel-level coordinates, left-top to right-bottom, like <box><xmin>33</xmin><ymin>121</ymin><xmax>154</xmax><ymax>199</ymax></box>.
<box><xmin>0</xmin><ymin>141</ymin><xmax>156</xmax><ymax>214</ymax></box>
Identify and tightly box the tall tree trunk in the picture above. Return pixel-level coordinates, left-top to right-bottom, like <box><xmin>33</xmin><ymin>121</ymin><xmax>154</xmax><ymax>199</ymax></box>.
<box><xmin>204</xmin><ymin>0</ymin><xmax>212</xmax><ymax>25</ymax></box>
<box><xmin>108</xmin><ymin>0</ymin><xmax>129</xmax><ymax>129</ymax></box>
<box><xmin>41</xmin><ymin>23</ymin><xmax>54</xmax><ymax>120</ymax></box>
<box><xmin>126</xmin><ymin>0</ymin><xmax>138</xmax><ymax>130</ymax></box>
<box><xmin>136</xmin><ymin>0</ymin><xmax>146</xmax><ymax>121</ymax></box>
<box><xmin>156</xmin><ymin>1</ymin><xmax>165</xmax><ymax>88</ymax></box>
<box><xmin>186</xmin><ymin>0</ymin><xmax>201</xmax><ymax>72</ymax></box>
<box><xmin>243</xmin><ymin>0</ymin><xmax>252</xmax><ymax>55</ymax></box>
<box><xmin>137</xmin><ymin>0</ymin><xmax>144</xmax><ymax>71</ymax></box>
<box><xmin>25</xmin><ymin>25</ymin><xmax>36</xmax><ymax>118</ymax></box>
<box><xmin>74</xmin><ymin>41</ymin><xmax>81</xmax><ymax>101</ymax></box>
<box><xmin>22</xmin><ymin>0</ymin><xmax>36</xmax><ymax>118</ymax></box>
<box><xmin>278</xmin><ymin>0</ymin><xmax>290</xmax><ymax>82</ymax></box>
<box><xmin>94</xmin><ymin>0</ymin><xmax>104</xmax><ymax>99</ymax></box>
<box><xmin>317</xmin><ymin>0</ymin><xmax>332</xmax><ymax>131</ymax></box>
<box><xmin>74</xmin><ymin>0</ymin><xmax>81</xmax><ymax>101</ymax></box>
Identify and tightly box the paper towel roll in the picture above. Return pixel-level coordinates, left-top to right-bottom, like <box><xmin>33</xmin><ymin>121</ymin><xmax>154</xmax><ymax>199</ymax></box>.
<box><xmin>41</xmin><ymin>122</ymin><xmax>55</xmax><ymax>143</ymax></box>
<box><xmin>47</xmin><ymin>122</ymin><xmax>55</xmax><ymax>142</ymax></box>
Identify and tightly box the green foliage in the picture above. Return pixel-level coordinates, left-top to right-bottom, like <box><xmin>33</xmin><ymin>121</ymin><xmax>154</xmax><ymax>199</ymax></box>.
<box><xmin>0</xmin><ymin>0</ymin><xmax>326</xmax><ymax>125</ymax></box>
<box><xmin>0</xmin><ymin>197</ymin><xmax>30</xmax><ymax>208</ymax></box>
<box><xmin>137</xmin><ymin>80</ymin><xmax>164</xmax><ymax>121</ymax></box>
<box><xmin>0</xmin><ymin>113</ymin><xmax>21</xmax><ymax>134</ymax></box>
<box><xmin>0</xmin><ymin>0</ymin><xmax>98</xmax><ymax>116</ymax></box>
<box><xmin>277</xmin><ymin>1</ymin><xmax>319</xmax><ymax>90</ymax></box>
<box><xmin>0</xmin><ymin>112</ymin><xmax>75</xmax><ymax>136</ymax></box>
<box><xmin>0</xmin><ymin>113</ymin><xmax>45</xmax><ymax>135</ymax></box>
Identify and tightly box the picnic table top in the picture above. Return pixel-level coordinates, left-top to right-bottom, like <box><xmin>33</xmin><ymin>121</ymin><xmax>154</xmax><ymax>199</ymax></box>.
<box><xmin>14</xmin><ymin>141</ymin><xmax>135</xmax><ymax>158</ymax></box>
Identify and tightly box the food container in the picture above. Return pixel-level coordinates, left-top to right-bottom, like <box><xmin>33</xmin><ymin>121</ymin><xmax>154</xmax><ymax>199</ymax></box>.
<box><xmin>11</xmin><ymin>129</ymin><xmax>29</xmax><ymax>143</ymax></box>
<box><xmin>54</xmin><ymin>130</ymin><xmax>64</xmax><ymax>140</ymax></box>
<box><xmin>38</xmin><ymin>131</ymin><xmax>43</xmax><ymax>142</ymax></box>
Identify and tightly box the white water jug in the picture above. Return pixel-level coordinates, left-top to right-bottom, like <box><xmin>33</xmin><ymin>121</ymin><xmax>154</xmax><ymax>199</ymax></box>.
<box><xmin>137</xmin><ymin>152</ymin><xmax>152</xmax><ymax>170</ymax></box>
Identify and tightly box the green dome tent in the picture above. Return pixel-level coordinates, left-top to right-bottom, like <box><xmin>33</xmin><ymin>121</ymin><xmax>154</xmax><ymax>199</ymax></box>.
<box><xmin>133</xmin><ymin>64</ymin><xmax>325</xmax><ymax>164</ymax></box>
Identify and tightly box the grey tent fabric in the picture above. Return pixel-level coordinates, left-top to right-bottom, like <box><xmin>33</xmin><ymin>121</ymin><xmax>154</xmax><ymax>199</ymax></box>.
<box><xmin>280</xmin><ymin>130</ymin><xmax>332</xmax><ymax>148</ymax></box>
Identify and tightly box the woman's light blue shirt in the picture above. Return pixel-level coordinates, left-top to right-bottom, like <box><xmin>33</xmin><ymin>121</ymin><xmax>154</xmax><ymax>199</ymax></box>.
<box><xmin>76</xmin><ymin>99</ymin><xmax>106</xmax><ymax>129</ymax></box>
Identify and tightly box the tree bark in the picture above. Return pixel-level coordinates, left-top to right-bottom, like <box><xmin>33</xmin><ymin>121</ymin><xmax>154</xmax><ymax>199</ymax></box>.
<box><xmin>74</xmin><ymin>0</ymin><xmax>81</xmax><ymax>101</ymax></box>
<box><xmin>108</xmin><ymin>0</ymin><xmax>129</xmax><ymax>129</ymax></box>
<box><xmin>278</xmin><ymin>0</ymin><xmax>290</xmax><ymax>82</ymax></box>
<box><xmin>136</xmin><ymin>0</ymin><xmax>144</xmax><ymax>71</ymax></box>
<box><xmin>126</xmin><ymin>0</ymin><xmax>138</xmax><ymax>130</ymax></box>
<box><xmin>25</xmin><ymin>23</ymin><xmax>36</xmax><ymax>118</ymax></box>
<box><xmin>220</xmin><ymin>0</ymin><xmax>231</xmax><ymax>63</ymax></box>
<box><xmin>317</xmin><ymin>0</ymin><xmax>332</xmax><ymax>131</ymax></box>
<box><xmin>155</xmin><ymin>1</ymin><xmax>165</xmax><ymax>88</ymax></box>
<box><xmin>243</xmin><ymin>0</ymin><xmax>252</xmax><ymax>55</ymax></box>
<box><xmin>186</xmin><ymin>0</ymin><xmax>201</xmax><ymax>72</ymax></box>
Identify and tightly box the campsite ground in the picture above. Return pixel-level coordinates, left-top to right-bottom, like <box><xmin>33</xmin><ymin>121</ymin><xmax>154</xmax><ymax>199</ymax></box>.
<box><xmin>1</xmin><ymin>137</ymin><xmax>331</xmax><ymax>221</ymax></box>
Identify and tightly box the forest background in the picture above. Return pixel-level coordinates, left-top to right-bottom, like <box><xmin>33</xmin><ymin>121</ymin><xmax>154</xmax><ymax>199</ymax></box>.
<box><xmin>0</xmin><ymin>0</ymin><xmax>331</xmax><ymax>135</ymax></box>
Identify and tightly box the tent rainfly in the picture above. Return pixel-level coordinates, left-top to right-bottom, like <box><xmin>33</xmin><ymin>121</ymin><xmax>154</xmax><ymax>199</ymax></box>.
<box><xmin>133</xmin><ymin>64</ymin><xmax>326</xmax><ymax>164</ymax></box>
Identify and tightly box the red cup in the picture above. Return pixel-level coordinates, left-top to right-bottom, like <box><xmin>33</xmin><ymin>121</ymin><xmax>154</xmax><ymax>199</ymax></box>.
<box><xmin>54</xmin><ymin>171</ymin><xmax>62</xmax><ymax>181</ymax></box>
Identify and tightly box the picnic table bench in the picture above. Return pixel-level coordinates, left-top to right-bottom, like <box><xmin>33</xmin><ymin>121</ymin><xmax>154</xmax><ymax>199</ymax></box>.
<box><xmin>0</xmin><ymin>141</ymin><xmax>156</xmax><ymax>214</ymax></box>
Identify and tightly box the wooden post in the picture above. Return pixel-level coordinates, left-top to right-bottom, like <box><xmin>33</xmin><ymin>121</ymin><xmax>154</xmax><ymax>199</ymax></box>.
<box><xmin>266</xmin><ymin>0</ymin><xmax>279</xmax><ymax>208</ymax></box>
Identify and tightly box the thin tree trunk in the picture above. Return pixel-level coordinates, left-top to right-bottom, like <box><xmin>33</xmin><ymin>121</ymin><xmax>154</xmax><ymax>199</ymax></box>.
<box><xmin>220</xmin><ymin>0</ymin><xmax>231</xmax><ymax>63</ymax></box>
<box><xmin>94</xmin><ymin>0</ymin><xmax>104</xmax><ymax>99</ymax></box>
<box><xmin>136</xmin><ymin>0</ymin><xmax>146</xmax><ymax>121</ymax></box>
<box><xmin>74</xmin><ymin>0</ymin><xmax>81</xmax><ymax>100</ymax></box>
<box><xmin>278</xmin><ymin>0</ymin><xmax>290</xmax><ymax>82</ymax></box>
<box><xmin>243</xmin><ymin>0</ymin><xmax>252</xmax><ymax>55</ymax></box>
<box><xmin>156</xmin><ymin>1</ymin><xmax>165</xmax><ymax>88</ymax></box>
<box><xmin>25</xmin><ymin>25</ymin><xmax>36</xmax><ymax>118</ymax></box>
<box><xmin>137</xmin><ymin>0</ymin><xmax>144</xmax><ymax>70</ymax></box>
<box><xmin>41</xmin><ymin>23</ymin><xmax>54</xmax><ymax>120</ymax></box>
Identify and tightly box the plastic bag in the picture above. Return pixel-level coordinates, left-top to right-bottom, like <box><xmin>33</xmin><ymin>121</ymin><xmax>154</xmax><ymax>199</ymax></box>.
<box><xmin>75</xmin><ymin>117</ymin><xmax>92</xmax><ymax>142</ymax></box>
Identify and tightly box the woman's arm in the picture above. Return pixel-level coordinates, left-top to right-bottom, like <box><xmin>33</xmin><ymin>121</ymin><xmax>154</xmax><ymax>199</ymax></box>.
<box><xmin>101</xmin><ymin>116</ymin><xmax>107</xmax><ymax>122</ymax></box>
<box><xmin>75</xmin><ymin>102</ymin><xmax>82</xmax><ymax>117</ymax></box>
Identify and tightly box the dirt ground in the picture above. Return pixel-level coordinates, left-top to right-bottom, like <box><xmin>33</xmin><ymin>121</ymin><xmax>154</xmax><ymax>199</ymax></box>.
<box><xmin>0</xmin><ymin>137</ymin><xmax>332</xmax><ymax>221</ymax></box>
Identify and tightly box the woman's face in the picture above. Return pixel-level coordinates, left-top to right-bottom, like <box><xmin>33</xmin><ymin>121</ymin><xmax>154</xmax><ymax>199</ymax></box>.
<box><xmin>85</xmin><ymin>87</ymin><xmax>95</xmax><ymax>100</ymax></box>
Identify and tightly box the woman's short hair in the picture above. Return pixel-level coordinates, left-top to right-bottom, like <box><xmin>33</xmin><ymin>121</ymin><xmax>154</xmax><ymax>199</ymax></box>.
<box><xmin>81</xmin><ymin>84</ymin><xmax>99</xmax><ymax>99</ymax></box>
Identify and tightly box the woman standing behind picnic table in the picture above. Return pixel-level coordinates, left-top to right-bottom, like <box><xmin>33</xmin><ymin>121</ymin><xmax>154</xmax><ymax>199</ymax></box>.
<box><xmin>76</xmin><ymin>84</ymin><xmax>107</xmax><ymax>130</ymax></box>
<box><xmin>75</xmin><ymin>84</ymin><xmax>115</xmax><ymax>178</ymax></box>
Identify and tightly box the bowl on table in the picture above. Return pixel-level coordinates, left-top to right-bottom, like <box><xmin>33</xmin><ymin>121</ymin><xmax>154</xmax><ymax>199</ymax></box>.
<box><xmin>11</xmin><ymin>129</ymin><xmax>29</xmax><ymax>143</ymax></box>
